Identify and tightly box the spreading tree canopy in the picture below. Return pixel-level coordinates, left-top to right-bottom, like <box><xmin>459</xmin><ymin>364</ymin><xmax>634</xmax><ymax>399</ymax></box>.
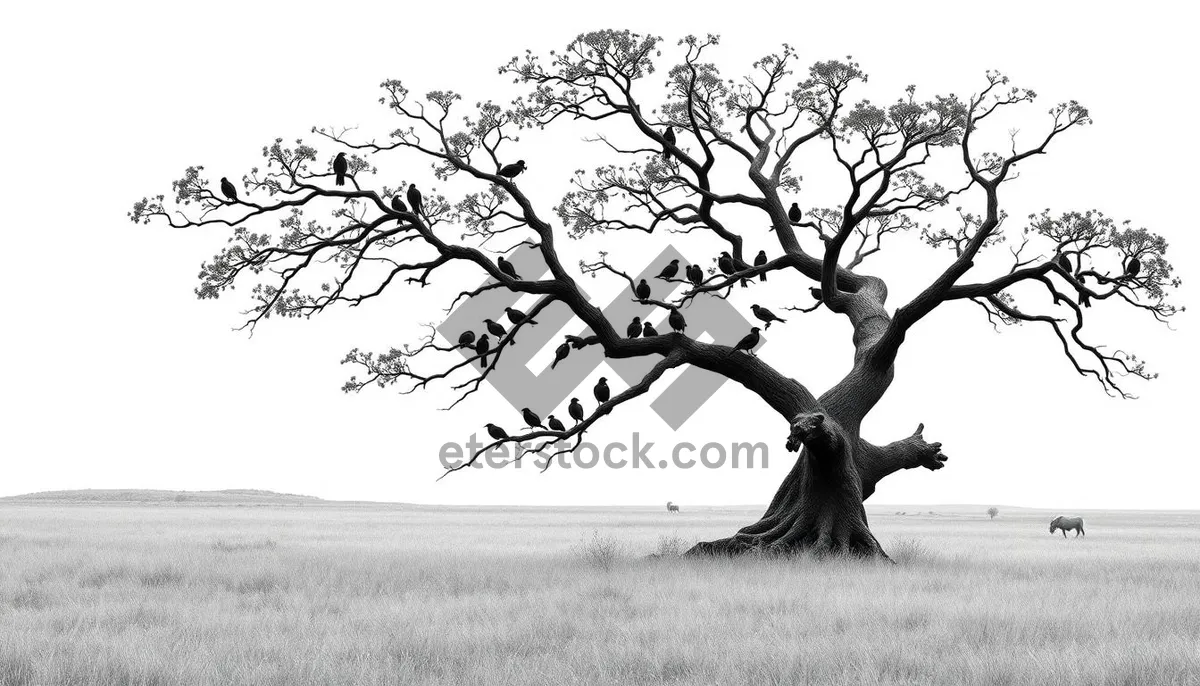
<box><xmin>131</xmin><ymin>31</ymin><xmax>1179</xmax><ymax>558</ymax></box>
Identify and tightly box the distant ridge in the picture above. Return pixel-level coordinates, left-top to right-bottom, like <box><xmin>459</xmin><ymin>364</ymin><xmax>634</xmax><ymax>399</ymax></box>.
<box><xmin>0</xmin><ymin>489</ymin><xmax>323</xmax><ymax>504</ymax></box>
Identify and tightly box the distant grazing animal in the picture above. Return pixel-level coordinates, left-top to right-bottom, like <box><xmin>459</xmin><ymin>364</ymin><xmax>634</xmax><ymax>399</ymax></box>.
<box><xmin>667</xmin><ymin>501</ymin><xmax>680</xmax><ymax>513</ymax></box>
<box><xmin>1049</xmin><ymin>515</ymin><xmax>1085</xmax><ymax>537</ymax></box>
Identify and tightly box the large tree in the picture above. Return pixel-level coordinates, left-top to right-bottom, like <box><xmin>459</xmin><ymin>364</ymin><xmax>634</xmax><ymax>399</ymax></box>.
<box><xmin>131</xmin><ymin>31</ymin><xmax>1179</xmax><ymax>558</ymax></box>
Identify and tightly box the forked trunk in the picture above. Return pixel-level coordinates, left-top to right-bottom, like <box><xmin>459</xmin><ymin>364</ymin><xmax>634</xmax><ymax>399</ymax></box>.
<box><xmin>686</xmin><ymin>411</ymin><xmax>887</xmax><ymax>559</ymax></box>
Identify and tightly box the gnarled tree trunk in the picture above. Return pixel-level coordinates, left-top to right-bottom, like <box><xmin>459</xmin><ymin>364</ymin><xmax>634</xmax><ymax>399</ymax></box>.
<box><xmin>686</xmin><ymin>278</ymin><xmax>948</xmax><ymax>559</ymax></box>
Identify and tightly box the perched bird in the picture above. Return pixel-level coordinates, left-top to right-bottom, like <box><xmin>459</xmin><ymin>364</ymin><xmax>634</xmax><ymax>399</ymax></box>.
<box><xmin>686</xmin><ymin>264</ymin><xmax>703</xmax><ymax>286</ymax></box>
<box><xmin>391</xmin><ymin>195</ymin><xmax>408</xmax><ymax>213</ymax></box>
<box><xmin>550</xmin><ymin>342</ymin><xmax>570</xmax><ymax>369</ymax></box>
<box><xmin>718</xmin><ymin>252</ymin><xmax>736</xmax><ymax>276</ymax></box>
<box><xmin>1057</xmin><ymin>254</ymin><xmax>1072</xmax><ymax>273</ymax></box>
<box><xmin>474</xmin><ymin>335</ymin><xmax>491</xmax><ymax>368</ymax></box>
<box><xmin>594</xmin><ymin>377</ymin><xmax>610</xmax><ymax>403</ymax></box>
<box><xmin>499</xmin><ymin>160</ymin><xmax>527</xmax><ymax>178</ymax></box>
<box><xmin>547</xmin><ymin>415</ymin><xmax>566</xmax><ymax>432</ymax></box>
<box><xmin>656</xmin><ymin>259</ymin><xmax>680</xmax><ymax>280</ymax></box>
<box><xmin>788</xmin><ymin>203</ymin><xmax>802</xmax><ymax>224</ymax></box>
<box><xmin>568</xmin><ymin>398</ymin><xmax>585</xmax><ymax>424</ymax></box>
<box><xmin>521</xmin><ymin>408</ymin><xmax>544</xmax><ymax>429</ymax></box>
<box><xmin>750</xmin><ymin>304</ymin><xmax>786</xmax><ymax>329</ymax></box>
<box><xmin>220</xmin><ymin>177</ymin><xmax>238</xmax><ymax>203</ymax></box>
<box><xmin>406</xmin><ymin>184</ymin><xmax>423</xmax><ymax>216</ymax></box>
<box><xmin>485</xmin><ymin>423</ymin><xmax>508</xmax><ymax>441</ymax></box>
<box><xmin>662</xmin><ymin>126</ymin><xmax>676</xmax><ymax>161</ymax></box>
<box><xmin>810</xmin><ymin>287</ymin><xmax>823</xmax><ymax>301</ymax></box>
<box><xmin>635</xmin><ymin>279</ymin><xmax>651</xmax><ymax>301</ymax></box>
<box><xmin>642</xmin><ymin>321</ymin><xmax>659</xmax><ymax>337</ymax></box>
<box><xmin>497</xmin><ymin>256</ymin><xmax>521</xmax><ymax>280</ymax></box>
<box><xmin>333</xmin><ymin>152</ymin><xmax>348</xmax><ymax>186</ymax></box>
<box><xmin>668</xmin><ymin>308</ymin><xmax>686</xmax><ymax>333</ymax></box>
<box><xmin>457</xmin><ymin>331</ymin><xmax>476</xmax><ymax>348</ymax></box>
<box><xmin>484</xmin><ymin>318</ymin><xmax>509</xmax><ymax>341</ymax></box>
<box><xmin>754</xmin><ymin>250</ymin><xmax>768</xmax><ymax>282</ymax></box>
<box><xmin>731</xmin><ymin>327</ymin><xmax>762</xmax><ymax>356</ymax></box>
<box><xmin>626</xmin><ymin>317</ymin><xmax>642</xmax><ymax>339</ymax></box>
<box><xmin>565</xmin><ymin>334</ymin><xmax>589</xmax><ymax>349</ymax></box>
<box><xmin>1126</xmin><ymin>257</ymin><xmax>1141</xmax><ymax>278</ymax></box>
<box><xmin>719</xmin><ymin>252</ymin><xmax>749</xmax><ymax>287</ymax></box>
<box><xmin>505</xmin><ymin>307</ymin><xmax>537</xmax><ymax>327</ymax></box>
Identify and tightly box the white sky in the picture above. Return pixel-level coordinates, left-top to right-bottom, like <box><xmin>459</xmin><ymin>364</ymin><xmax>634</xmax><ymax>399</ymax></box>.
<box><xmin>1</xmin><ymin>1</ymin><xmax>1196</xmax><ymax>509</ymax></box>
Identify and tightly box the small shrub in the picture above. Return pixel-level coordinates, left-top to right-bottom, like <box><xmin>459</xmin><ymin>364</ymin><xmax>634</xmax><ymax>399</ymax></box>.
<box><xmin>889</xmin><ymin>537</ymin><xmax>935</xmax><ymax>565</ymax></box>
<box><xmin>574</xmin><ymin>530</ymin><xmax>626</xmax><ymax>571</ymax></box>
<box><xmin>653</xmin><ymin>533</ymin><xmax>690</xmax><ymax>557</ymax></box>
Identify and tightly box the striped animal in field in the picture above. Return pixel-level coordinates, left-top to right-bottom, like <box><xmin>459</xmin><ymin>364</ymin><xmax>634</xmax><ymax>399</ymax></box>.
<box><xmin>667</xmin><ymin>501</ymin><xmax>680</xmax><ymax>513</ymax></box>
<box><xmin>1049</xmin><ymin>515</ymin><xmax>1085</xmax><ymax>537</ymax></box>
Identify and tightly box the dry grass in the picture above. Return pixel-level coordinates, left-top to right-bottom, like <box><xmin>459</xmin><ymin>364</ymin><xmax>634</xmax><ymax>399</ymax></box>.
<box><xmin>0</xmin><ymin>503</ymin><xmax>1197</xmax><ymax>685</ymax></box>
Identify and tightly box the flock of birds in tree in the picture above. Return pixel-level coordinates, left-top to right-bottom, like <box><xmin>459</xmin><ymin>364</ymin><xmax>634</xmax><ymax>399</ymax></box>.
<box><xmin>215</xmin><ymin>142</ymin><xmax>1147</xmax><ymax>446</ymax></box>
<box><xmin>461</xmin><ymin>248</ymin><xmax>802</xmax><ymax>440</ymax></box>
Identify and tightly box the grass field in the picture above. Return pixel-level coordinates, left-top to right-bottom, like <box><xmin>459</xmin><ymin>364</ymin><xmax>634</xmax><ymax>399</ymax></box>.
<box><xmin>1</xmin><ymin>499</ymin><xmax>1197</xmax><ymax>685</ymax></box>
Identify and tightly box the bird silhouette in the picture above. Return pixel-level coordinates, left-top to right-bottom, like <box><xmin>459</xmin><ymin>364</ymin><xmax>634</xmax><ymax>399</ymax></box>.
<box><xmin>568</xmin><ymin>398</ymin><xmax>584</xmax><ymax>424</ymax></box>
<box><xmin>484</xmin><ymin>318</ymin><xmax>509</xmax><ymax>342</ymax></box>
<box><xmin>1126</xmin><ymin>257</ymin><xmax>1141</xmax><ymax>278</ymax></box>
<box><xmin>751</xmin><ymin>304</ymin><xmax>786</xmax><ymax>329</ymax></box>
<box><xmin>499</xmin><ymin>160</ymin><xmax>527</xmax><ymax>178</ymax></box>
<box><xmin>668</xmin><ymin>308</ymin><xmax>686</xmax><ymax>333</ymax></box>
<box><xmin>505</xmin><ymin>307</ymin><xmax>537</xmax><ymax>327</ymax></box>
<box><xmin>810</xmin><ymin>287</ymin><xmax>823</xmax><ymax>301</ymax></box>
<box><xmin>565</xmin><ymin>335</ymin><xmax>588</xmax><ymax>349</ymax></box>
<box><xmin>521</xmin><ymin>408</ymin><xmax>544</xmax><ymax>429</ymax></box>
<box><xmin>662</xmin><ymin>126</ymin><xmax>676</xmax><ymax>161</ymax></box>
<box><xmin>719</xmin><ymin>252</ymin><xmax>749</xmax><ymax>287</ymax></box>
<box><xmin>731</xmin><ymin>327</ymin><xmax>761</xmax><ymax>356</ymax></box>
<box><xmin>594</xmin><ymin>377</ymin><xmax>610</xmax><ymax>403</ymax></box>
<box><xmin>457</xmin><ymin>331</ymin><xmax>476</xmax><ymax>348</ymax></box>
<box><xmin>485</xmin><ymin>423</ymin><xmax>509</xmax><ymax>441</ymax></box>
<box><xmin>333</xmin><ymin>153</ymin><xmax>348</xmax><ymax>186</ymax></box>
<box><xmin>754</xmin><ymin>250</ymin><xmax>768</xmax><ymax>282</ymax></box>
<box><xmin>550</xmin><ymin>342</ymin><xmax>570</xmax><ymax>369</ymax></box>
<box><xmin>220</xmin><ymin>177</ymin><xmax>238</xmax><ymax>203</ymax></box>
<box><xmin>1057</xmin><ymin>254</ymin><xmax>1072</xmax><ymax>273</ymax></box>
<box><xmin>391</xmin><ymin>195</ymin><xmax>408</xmax><ymax>213</ymax></box>
<box><xmin>635</xmin><ymin>279</ymin><xmax>651</xmax><ymax>301</ymax></box>
<box><xmin>475</xmin><ymin>335</ymin><xmax>491</xmax><ymax>368</ymax></box>
<box><xmin>406</xmin><ymin>184</ymin><xmax>423</xmax><ymax>216</ymax></box>
<box><xmin>497</xmin><ymin>256</ymin><xmax>521</xmax><ymax>280</ymax></box>
<box><xmin>656</xmin><ymin>259</ymin><xmax>680</xmax><ymax>280</ymax></box>
<box><xmin>626</xmin><ymin>317</ymin><xmax>642</xmax><ymax>338</ymax></box>
<box><xmin>642</xmin><ymin>321</ymin><xmax>658</xmax><ymax>337</ymax></box>
<box><xmin>547</xmin><ymin>415</ymin><xmax>566</xmax><ymax>432</ymax></box>
<box><xmin>718</xmin><ymin>252</ymin><xmax>735</xmax><ymax>276</ymax></box>
<box><xmin>686</xmin><ymin>264</ymin><xmax>703</xmax><ymax>286</ymax></box>
<box><xmin>788</xmin><ymin>203</ymin><xmax>802</xmax><ymax>224</ymax></box>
